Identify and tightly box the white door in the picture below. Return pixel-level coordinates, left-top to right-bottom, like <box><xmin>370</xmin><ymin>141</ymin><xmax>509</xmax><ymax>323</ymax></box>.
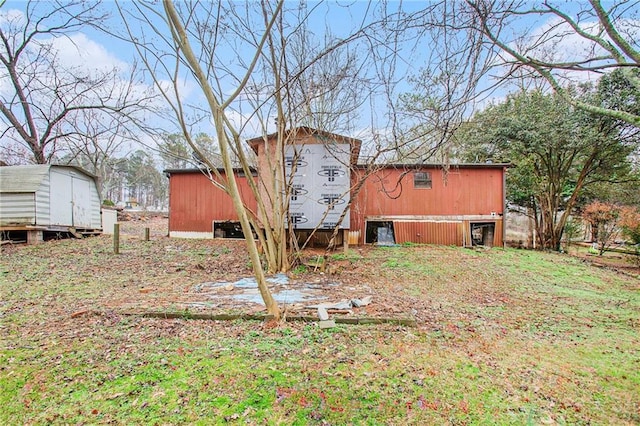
<box><xmin>72</xmin><ymin>175</ymin><xmax>92</xmax><ymax>228</ymax></box>
<box><xmin>50</xmin><ymin>170</ymin><xmax>73</xmax><ymax>225</ymax></box>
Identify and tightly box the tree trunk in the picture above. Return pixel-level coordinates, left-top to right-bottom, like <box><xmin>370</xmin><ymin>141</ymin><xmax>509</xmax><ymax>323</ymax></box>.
<box><xmin>164</xmin><ymin>0</ymin><xmax>281</xmax><ymax>318</ymax></box>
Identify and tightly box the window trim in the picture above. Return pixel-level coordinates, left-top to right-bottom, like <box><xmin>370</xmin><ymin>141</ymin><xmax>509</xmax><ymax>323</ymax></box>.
<box><xmin>413</xmin><ymin>171</ymin><xmax>432</xmax><ymax>189</ymax></box>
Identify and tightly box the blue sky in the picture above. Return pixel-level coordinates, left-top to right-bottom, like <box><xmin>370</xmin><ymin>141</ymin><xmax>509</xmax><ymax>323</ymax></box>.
<box><xmin>0</xmin><ymin>1</ymin><xmax>534</xmax><ymax>134</ymax></box>
<box><xmin>1</xmin><ymin>0</ymin><xmax>629</xmax><ymax>161</ymax></box>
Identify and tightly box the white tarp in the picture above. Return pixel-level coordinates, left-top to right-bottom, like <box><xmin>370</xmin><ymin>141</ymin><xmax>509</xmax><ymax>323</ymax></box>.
<box><xmin>285</xmin><ymin>143</ymin><xmax>350</xmax><ymax>229</ymax></box>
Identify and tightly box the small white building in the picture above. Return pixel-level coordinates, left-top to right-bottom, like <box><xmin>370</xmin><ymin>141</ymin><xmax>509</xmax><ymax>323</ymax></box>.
<box><xmin>0</xmin><ymin>165</ymin><xmax>102</xmax><ymax>243</ymax></box>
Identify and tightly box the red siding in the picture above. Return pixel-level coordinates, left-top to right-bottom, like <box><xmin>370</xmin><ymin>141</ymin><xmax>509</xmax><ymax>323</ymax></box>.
<box><xmin>168</xmin><ymin>172</ymin><xmax>257</xmax><ymax>233</ymax></box>
<box><xmin>166</xmin><ymin>164</ymin><xmax>506</xmax><ymax>246</ymax></box>
<box><xmin>350</xmin><ymin>166</ymin><xmax>506</xmax><ymax>246</ymax></box>
<box><xmin>351</xmin><ymin>167</ymin><xmax>504</xmax><ymax>219</ymax></box>
<box><xmin>394</xmin><ymin>221</ymin><xmax>463</xmax><ymax>245</ymax></box>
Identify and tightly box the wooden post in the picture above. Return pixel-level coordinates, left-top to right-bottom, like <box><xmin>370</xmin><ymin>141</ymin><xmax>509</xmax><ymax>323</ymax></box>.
<box><xmin>113</xmin><ymin>223</ymin><xmax>120</xmax><ymax>254</ymax></box>
<box><xmin>343</xmin><ymin>229</ymin><xmax>349</xmax><ymax>253</ymax></box>
<box><xmin>27</xmin><ymin>230</ymin><xmax>43</xmax><ymax>245</ymax></box>
<box><xmin>144</xmin><ymin>227</ymin><xmax>150</xmax><ymax>241</ymax></box>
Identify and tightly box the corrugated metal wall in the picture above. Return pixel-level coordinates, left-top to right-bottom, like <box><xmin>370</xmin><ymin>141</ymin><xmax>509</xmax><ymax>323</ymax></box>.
<box><xmin>89</xmin><ymin>175</ymin><xmax>102</xmax><ymax>229</ymax></box>
<box><xmin>168</xmin><ymin>171</ymin><xmax>257</xmax><ymax>233</ymax></box>
<box><xmin>35</xmin><ymin>172</ymin><xmax>50</xmax><ymax>226</ymax></box>
<box><xmin>0</xmin><ymin>165</ymin><xmax>100</xmax><ymax>229</ymax></box>
<box><xmin>350</xmin><ymin>166</ymin><xmax>506</xmax><ymax>246</ymax></box>
<box><xmin>394</xmin><ymin>221</ymin><xmax>463</xmax><ymax>245</ymax></box>
<box><xmin>0</xmin><ymin>193</ymin><xmax>37</xmax><ymax>226</ymax></box>
<box><xmin>48</xmin><ymin>167</ymin><xmax>101</xmax><ymax>229</ymax></box>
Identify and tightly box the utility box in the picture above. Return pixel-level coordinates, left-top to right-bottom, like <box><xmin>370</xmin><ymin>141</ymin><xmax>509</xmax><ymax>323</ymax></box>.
<box><xmin>101</xmin><ymin>209</ymin><xmax>118</xmax><ymax>235</ymax></box>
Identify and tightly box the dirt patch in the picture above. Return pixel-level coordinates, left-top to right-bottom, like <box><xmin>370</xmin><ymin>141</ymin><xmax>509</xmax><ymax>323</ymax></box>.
<box><xmin>567</xmin><ymin>244</ymin><xmax>640</xmax><ymax>278</ymax></box>
<box><xmin>116</xmin><ymin>212</ymin><xmax>169</xmax><ymax>237</ymax></box>
<box><xmin>44</xmin><ymin>217</ymin><xmax>416</xmax><ymax>323</ymax></box>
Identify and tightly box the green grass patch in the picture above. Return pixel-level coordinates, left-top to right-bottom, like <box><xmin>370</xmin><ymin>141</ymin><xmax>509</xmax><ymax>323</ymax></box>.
<box><xmin>1</xmin><ymin>239</ymin><xmax>639</xmax><ymax>424</ymax></box>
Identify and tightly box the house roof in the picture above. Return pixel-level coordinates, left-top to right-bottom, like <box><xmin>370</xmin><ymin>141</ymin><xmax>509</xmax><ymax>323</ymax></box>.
<box><xmin>163</xmin><ymin>167</ymin><xmax>258</xmax><ymax>177</ymax></box>
<box><xmin>0</xmin><ymin>164</ymin><xmax>97</xmax><ymax>193</ymax></box>
<box><xmin>163</xmin><ymin>163</ymin><xmax>509</xmax><ymax>178</ymax></box>
<box><xmin>246</xmin><ymin>126</ymin><xmax>362</xmax><ymax>165</ymax></box>
<box><xmin>354</xmin><ymin>163</ymin><xmax>511</xmax><ymax>170</ymax></box>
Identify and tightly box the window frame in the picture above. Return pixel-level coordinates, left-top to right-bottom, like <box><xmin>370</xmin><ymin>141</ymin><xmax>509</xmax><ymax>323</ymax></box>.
<box><xmin>413</xmin><ymin>171</ymin><xmax>432</xmax><ymax>189</ymax></box>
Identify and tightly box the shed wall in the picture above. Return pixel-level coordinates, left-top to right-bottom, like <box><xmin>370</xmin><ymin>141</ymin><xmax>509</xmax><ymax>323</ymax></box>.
<box><xmin>50</xmin><ymin>169</ymin><xmax>73</xmax><ymax>225</ymax></box>
<box><xmin>0</xmin><ymin>193</ymin><xmax>37</xmax><ymax>226</ymax></box>
<box><xmin>35</xmin><ymin>175</ymin><xmax>50</xmax><ymax>225</ymax></box>
<box><xmin>48</xmin><ymin>167</ymin><xmax>101</xmax><ymax>229</ymax></box>
<box><xmin>89</xmin><ymin>178</ymin><xmax>102</xmax><ymax>229</ymax></box>
<box><xmin>168</xmin><ymin>172</ymin><xmax>257</xmax><ymax>233</ymax></box>
<box><xmin>0</xmin><ymin>165</ymin><xmax>101</xmax><ymax>230</ymax></box>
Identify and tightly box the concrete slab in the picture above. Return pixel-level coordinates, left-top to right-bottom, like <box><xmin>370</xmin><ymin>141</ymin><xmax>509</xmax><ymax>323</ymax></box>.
<box><xmin>317</xmin><ymin>306</ymin><xmax>329</xmax><ymax>321</ymax></box>
<box><xmin>319</xmin><ymin>319</ymin><xmax>336</xmax><ymax>329</ymax></box>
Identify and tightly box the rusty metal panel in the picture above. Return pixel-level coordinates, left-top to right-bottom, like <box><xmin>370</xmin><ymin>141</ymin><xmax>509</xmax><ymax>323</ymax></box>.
<box><xmin>168</xmin><ymin>172</ymin><xmax>257</xmax><ymax>232</ymax></box>
<box><xmin>394</xmin><ymin>221</ymin><xmax>463</xmax><ymax>245</ymax></box>
<box><xmin>462</xmin><ymin>220</ymin><xmax>471</xmax><ymax>247</ymax></box>
<box><xmin>494</xmin><ymin>220</ymin><xmax>504</xmax><ymax>247</ymax></box>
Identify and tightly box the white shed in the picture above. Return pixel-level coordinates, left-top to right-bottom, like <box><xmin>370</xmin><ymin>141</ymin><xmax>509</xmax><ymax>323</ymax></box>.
<box><xmin>0</xmin><ymin>165</ymin><xmax>102</xmax><ymax>241</ymax></box>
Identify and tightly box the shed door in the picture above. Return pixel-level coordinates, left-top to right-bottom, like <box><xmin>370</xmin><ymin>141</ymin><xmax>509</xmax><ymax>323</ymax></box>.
<box><xmin>71</xmin><ymin>175</ymin><xmax>92</xmax><ymax>228</ymax></box>
<box><xmin>50</xmin><ymin>170</ymin><xmax>73</xmax><ymax>226</ymax></box>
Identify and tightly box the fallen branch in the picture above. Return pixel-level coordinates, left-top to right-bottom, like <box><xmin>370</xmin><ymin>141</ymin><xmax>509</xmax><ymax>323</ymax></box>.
<box><xmin>120</xmin><ymin>311</ymin><xmax>417</xmax><ymax>326</ymax></box>
<box><xmin>70</xmin><ymin>309</ymin><xmax>92</xmax><ymax>318</ymax></box>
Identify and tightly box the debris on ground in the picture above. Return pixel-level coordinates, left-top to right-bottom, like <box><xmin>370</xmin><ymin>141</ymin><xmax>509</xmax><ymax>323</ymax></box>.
<box><xmin>319</xmin><ymin>319</ymin><xmax>336</xmax><ymax>329</ymax></box>
<box><xmin>317</xmin><ymin>306</ymin><xmax>329</xmax><ymax>321</ymax></box>
<box><xmin>307</xmin><ymin>296</ymin><xmax>373</xmax><ymax>311</ymax></box>
<box><xmin>189</xmin><ymin>274</ymin><xmax>331</xmax><ymax>309</ymax></box>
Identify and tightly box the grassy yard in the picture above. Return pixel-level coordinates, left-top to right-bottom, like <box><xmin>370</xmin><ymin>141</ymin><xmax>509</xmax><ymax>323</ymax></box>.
<box><xmin>1</xmin><ymin>231</ymin><xmax>639</xmax><ymax>425</ymax></box>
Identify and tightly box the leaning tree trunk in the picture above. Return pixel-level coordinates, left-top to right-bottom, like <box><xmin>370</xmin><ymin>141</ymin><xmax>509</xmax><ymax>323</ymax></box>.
<box><xmin>164</xmin><ymin>0</ymin><xmax>281</xmax><ymax>319</ymax></box>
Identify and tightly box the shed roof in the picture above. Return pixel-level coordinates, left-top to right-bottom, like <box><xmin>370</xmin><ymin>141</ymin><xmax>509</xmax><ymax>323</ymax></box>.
<box><xmin>0</xmin><ymin>165</ymin><xmax>51</xmax><ymax>193</ymax></box>
<box><xmin>0</xmin><ymin>164</ymin><xmax>97</xmax><ymax>193</ymax></box>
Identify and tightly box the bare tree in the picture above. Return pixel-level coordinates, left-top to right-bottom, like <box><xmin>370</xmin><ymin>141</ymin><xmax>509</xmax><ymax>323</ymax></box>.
<box><xmin>59</xmin><ymin>108</ymin><xmax>138</xmax><ymax>199</ymax></box>
<box><xmin>118</xmin><ymin>0</ymin><xmax>290</xmax><ymax>317</ymax></box>
<box><xmin>394</xmin><ymin>1</ymin><xmax>505</xmax><ymax>164</ymax></box>
<box><xmin>0</xmin><ymin>1</ymin><xmax>158</xmax><ymax>164</ymax></box>
<box><xmin>117</xmin><ymin>0</ymin><xmax>504</xmax><ymax>318</ymax></box>
<box><xmin>466</xmin><ymin>0</ymin><xmax>640</xmax><ymax>126</ymax></box>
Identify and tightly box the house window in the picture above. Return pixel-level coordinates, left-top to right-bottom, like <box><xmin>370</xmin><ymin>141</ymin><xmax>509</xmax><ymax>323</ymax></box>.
<box><xmin>413</xmin><ymin>171</ymin><xmax>432</xmax><ymax>189</ymax></box>
<box><xmin>365</xmin><ymin>221</ymin><xmax>395</xmax><ymax>245</ymax></box>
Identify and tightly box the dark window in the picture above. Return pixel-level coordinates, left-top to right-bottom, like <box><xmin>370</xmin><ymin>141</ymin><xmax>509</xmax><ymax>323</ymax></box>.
<box><xmin>365</xmin><ymin>221</ymin><xmax>395</xmax><ymax>245</ymax></box>
<box><xmin>470</xmin><ymin>222</ymin><xmax>495</xmax><ymax>247</ymax></box>
<box><xmin>414</xmin><ymin>171</ymin><xmax>432</xmax><ymax>189</ymax></box>
<box><xmin>213</xmin><ymin>221</ymin><xmax>245</xmax><ymax>239</ymax></box>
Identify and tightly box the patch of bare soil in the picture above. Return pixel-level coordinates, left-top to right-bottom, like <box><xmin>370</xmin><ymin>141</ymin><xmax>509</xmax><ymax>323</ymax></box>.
<box><xmin>116</xmin><ymin>211</ymin><xmax>169</xmax><ymax>237</ymax></box>
<box><xmin>85</xmin><ymin>217</ymin><xmax>419</xmax><ymax>323</ymax></box>
<box><xmin>568</xmin><ymin>244</ymin><xmax>640</xmax><ymax>279</ymax></box>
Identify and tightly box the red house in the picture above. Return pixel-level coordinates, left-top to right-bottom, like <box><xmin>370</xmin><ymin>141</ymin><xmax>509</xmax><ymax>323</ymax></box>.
<box><xmin>165</xmin><ymin>128</ymin><xmax>507</xmax><ymax>247</ymax></box>
<box><xmin>164</xmin><ymin>168</ymin><xmax>258</xmax><ymax>239</ymax></box>
<box><xmin>350</xmin><ymin>164</ymin><xmax>506</xmax><ymax>246</ymax></box>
